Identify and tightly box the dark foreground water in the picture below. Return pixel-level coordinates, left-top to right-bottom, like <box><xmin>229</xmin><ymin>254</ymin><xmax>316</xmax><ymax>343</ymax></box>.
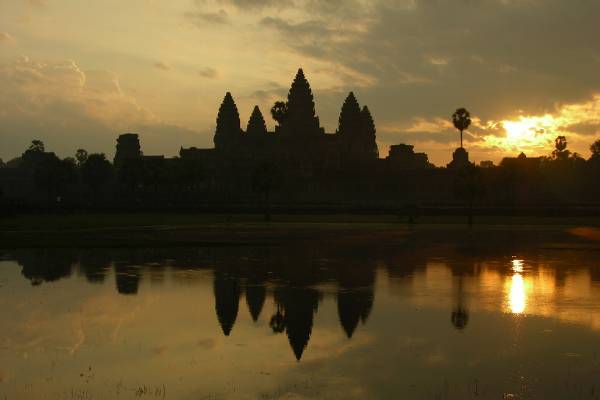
<box><xmin>1</xmin><ymin>229</ymin><xmax>600</xmax><ymax>399</ymax></box>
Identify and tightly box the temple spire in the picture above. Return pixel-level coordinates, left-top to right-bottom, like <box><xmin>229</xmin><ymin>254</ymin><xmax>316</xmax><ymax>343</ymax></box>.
<box><xmin>285</xmin><ymin>68</ymin><xmax>321</xmax><ymax>136</ymax></box>
<box><xmin>246</xmin><ymin>105</ymin><xmax>267</xmax><ymax>136</ymax></box>
<box><xmin>337</xmin><ymin>92</ymin><xmax>362</xmax><ymax>137</ymax></box>
<box><xmin>361</xmin><ymin>105</ymin><xmax>379</xmax><ymax>158</ymax></box>
<box><xmin>214</xmin><ymin>92</ymin><xmax>241</xmax><ymax>149</ymax></box>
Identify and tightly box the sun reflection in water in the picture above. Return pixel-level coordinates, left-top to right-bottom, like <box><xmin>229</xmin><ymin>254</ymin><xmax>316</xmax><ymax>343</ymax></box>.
<box><xmin>511</xmin><ymin>259</ymin><xmax>524</xmax><ymax>273</ymax></box>
<box><xmin>509</xmin><ymin>273</ymin><xmax>526</xmax><ymax>314</ymax></box>
<box><xmin>508</xmin><ymin>259</ymin><xmax>527</xmax><ymax>314</ymax></box>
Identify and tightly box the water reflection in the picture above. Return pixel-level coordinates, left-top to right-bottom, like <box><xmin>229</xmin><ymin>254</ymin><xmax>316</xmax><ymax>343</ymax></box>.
<box><xmin>2</xmin><ymin>232</ymin><xmax>600</xmax><ymax>399</ymax></box>
<box><xmin>4</xmin><ymin>240</ymin><xmax>600</xmax><ymax>364</ymax></box>
<box><xmin>509</xmin><ymin>273</ymin><xmax>527</xmax><ymax>314</ymax></box>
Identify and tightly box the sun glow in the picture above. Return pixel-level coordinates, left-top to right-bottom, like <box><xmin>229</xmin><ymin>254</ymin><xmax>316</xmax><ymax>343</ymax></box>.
<box><xmin>481</xmin><ymin>95</ymin><xmax>600</xmax><ymax>156</ymax></box>
<box><xmin>484</xmin><ymin>114</ymin><xmax>557</xmax><ymax>153</ymax></box>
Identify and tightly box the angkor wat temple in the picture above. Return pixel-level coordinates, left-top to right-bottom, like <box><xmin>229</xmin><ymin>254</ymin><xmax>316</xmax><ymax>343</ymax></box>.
<box><xmin>166</xmin><ymin>68</ymin><xmax>440</xmax><ymax>205</ymax></box>
<box><xmin>180</xmin><ymin>68</ymin><xmax>380</xmax><ymax>169</ymax></box>
<box><xmin>2</xmin><ymin>68</ymin><xmax>599</xmax><ymax>211</ymax></box>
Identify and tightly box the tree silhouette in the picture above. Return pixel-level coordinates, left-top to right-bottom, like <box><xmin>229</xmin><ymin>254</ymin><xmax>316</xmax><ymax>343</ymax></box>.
<box><xmin>34</xmin><ymin>156</ymin><xmax>77</xmax><ymax>203</ymax></box>
<box><xmin>75</xmin><ymin>149</ymin><xmax>88</xmax><ymax>166</ymax></box>
<box><xmin>451</xmin><ymin>306</ymin><xmax>469</xmax><ymax>330</ymax></box>
<box><xmin>452</xmin><ymin>108</ymin><xmax>471</xmax><ymax>148</ymax></box>
<box><xmin>555</xmin><ymin>136</ymin><xmax>567</xmax><ymax>152</ymax></box>
<box><xmin>552</xmin><ymin>136</ymin><xmax>570</xmax><ymax>160</ymax></box>
<box><xmin>81</xmin><ymin>153</ymin><xmax>113</xmax><ymax>193</ymax></box>
<box><xmin>29</xmin><ymin>140</ymin><xmax>45</xmax><ymax>153</ymax></box>
<box><xmin>451</xmin><ymin>276</ymin><xmax>469</xmax><ymax>330</ymax></box>
<box><xmin>591</xmin><ymin>139</ymin><xmax>600</xmax><ymax>159</ymax></box>
<box><xmin>269</xmin><ymin>305</ymin><xmax>286</xmax><ymax>333</ymax></box>
<box><xmin>270</xmin><ymin>101</ymin><xmax>288</xmax><ymax>125</ymax></box>
<box><xmin>21</xmin><ymin>140</ymin><xmax>48</xmax><ymax>169</ymax></box>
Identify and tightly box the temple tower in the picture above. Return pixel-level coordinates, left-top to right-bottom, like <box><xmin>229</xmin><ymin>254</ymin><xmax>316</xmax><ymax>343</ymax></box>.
<box><xmin>214</xmin><ymin>92</ymin><xmax>242</xmax><ymax>150</ymax></box>
<box><xmin>337</xmin><ymin>92</ymin><xmax>379</xmax><ymax>160</ymax></box>
<box><xmin>285</xmin><ymin>69</ymin><xmax>322</xmax><ymax>138</ymax></box>
<box><xmin>246</xmin><ymin>105</ymin><xmax>268</xmax><ymax>136</ymax></box>
<box><xmin>114</xmin><ymin>133</ymin><xmax>141</xmax><ymax>165</ymax></box>
<box><xmin>361</xmin><ymin>106</ymin><xmax>379</xmax><ymax>158</ymax></box>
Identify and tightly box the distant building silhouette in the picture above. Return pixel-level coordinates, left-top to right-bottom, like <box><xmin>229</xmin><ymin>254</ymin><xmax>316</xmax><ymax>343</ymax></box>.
<box><xmin>114</xmin><ymin>133</ymin><xmax>142</xmax><ymax>165</ymax></box>
<box><xmin>447</xmin><ymin>147</ymin><xmax>471</xmax><ymax>169</ymax></box>
<box><xmin>500</xmin><ymin>152</ymin><xmax>542</xmax><ymax>169</ymax></box>
<box><xmin>387</xmin><ymin>144</ymin><xmax>432</xmax><ymax>169</ymax></box>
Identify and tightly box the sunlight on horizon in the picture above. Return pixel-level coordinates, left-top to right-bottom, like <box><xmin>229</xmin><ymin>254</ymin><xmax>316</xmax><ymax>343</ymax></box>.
<box><xmin>483</xmin><ymin>115</ymin><xmax>557</xmax><ymax>155</ymax></box>
<box><xmin>481</xmin><ymin>95</ymin><xmax>600</xmax><ymax>158</ymax></box>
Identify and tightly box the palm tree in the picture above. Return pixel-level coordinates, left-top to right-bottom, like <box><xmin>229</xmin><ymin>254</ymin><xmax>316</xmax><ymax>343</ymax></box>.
<box><xmin>591</xmin><ymin>139</ymin><xmax>600</xmax><ymax>159</ymax></box>
<box><xmin>270</xmin><ymin>101</ymin><xmax>288</xmax><ymax>126</ymax></box>
<box><xmin>75</xmin><ymin>149</ymin><xmax>88</xmax><ymax>166</ymax></box>
<box><xmin>452</xmin><ymin>108</ymin><xmax>472</xmax><ymax>148</ymax></box>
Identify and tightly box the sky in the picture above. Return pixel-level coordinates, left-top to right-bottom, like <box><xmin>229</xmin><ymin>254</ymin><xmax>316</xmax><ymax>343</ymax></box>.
<box><xmin>1</xmin><ymin>0</ymin><xmax>600</xmax><ymax>166</ymax></box>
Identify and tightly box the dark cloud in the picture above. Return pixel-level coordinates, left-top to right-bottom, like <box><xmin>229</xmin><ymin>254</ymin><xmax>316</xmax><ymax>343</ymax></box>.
<box><xmin>260</xmin><ymin>0</ymin><xmax>600</xmax><ymax>122</ymax></box>
<box><xmin>220</xmin><ymin>0</ymin><xmax>294</xmax><ymax>9</ymax></box>
<box><xmin>564</xmin><ymin>122</ymin><xmax>600</xmax><ymax>137</ymax></box>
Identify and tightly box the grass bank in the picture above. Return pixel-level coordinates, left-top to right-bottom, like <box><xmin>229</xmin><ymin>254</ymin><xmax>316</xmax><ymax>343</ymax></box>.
<box><xmin>1</xmin><ymin>213</ymin><xmax>599</xmax><ymax>249</ymax></box>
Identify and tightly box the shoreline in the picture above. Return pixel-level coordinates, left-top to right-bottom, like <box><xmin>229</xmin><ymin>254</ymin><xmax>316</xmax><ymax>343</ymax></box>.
<box><xmin>2</xmin><ymin>213</ymin><xmax>600</xmax><ymax>249</ymax></box>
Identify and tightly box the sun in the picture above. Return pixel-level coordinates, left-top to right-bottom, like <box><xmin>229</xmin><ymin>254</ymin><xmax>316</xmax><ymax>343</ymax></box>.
<box><xmin>502</xmin><ymin>115</ymin><xmax>556</xmax><ymax>146</ymax></box>
<box><xmin>484</xmin><ymin>114</ymin><xmax>558</xmax><ymax>153</ymax></box>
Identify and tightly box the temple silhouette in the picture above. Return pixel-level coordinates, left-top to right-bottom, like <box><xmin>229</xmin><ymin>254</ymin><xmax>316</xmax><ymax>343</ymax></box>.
<box><xmin>178</xmin><ymin>69</ymin><xmax>379</xmax><ymax>171</ymax></box>
<box><xmin>1</xmin><ymin>68</ymin><xmax>600</xmax><ymax>212</ymax></box>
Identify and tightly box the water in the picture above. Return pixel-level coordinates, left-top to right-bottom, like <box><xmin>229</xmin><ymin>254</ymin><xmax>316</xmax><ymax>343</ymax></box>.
<box><xmin>1</xmin><ymin>229</ymin><xmax>600</xmax><ymax>399</ymax></box>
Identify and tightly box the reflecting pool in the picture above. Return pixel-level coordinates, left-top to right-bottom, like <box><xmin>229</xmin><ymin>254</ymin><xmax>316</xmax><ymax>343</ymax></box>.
<box><xmin>1</xmin><ymin>228</ymin><xmax>600</xmax><ymax>399</ymax></box>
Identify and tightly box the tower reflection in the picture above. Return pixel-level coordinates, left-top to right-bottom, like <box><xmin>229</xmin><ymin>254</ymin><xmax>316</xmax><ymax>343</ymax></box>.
<box><xmin>7</xmin><ymin>235</ymin><xmax>600</xmax><ymax>362</ymax></box>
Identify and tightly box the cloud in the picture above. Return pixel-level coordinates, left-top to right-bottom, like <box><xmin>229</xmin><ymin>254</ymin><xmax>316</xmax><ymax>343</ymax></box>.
<box><xmin>0</xmin><ymin>32</ymin><xmax>15</xmax><ymax>44</ymax></box>
<box><xmin>198</xmin><ymin>67</ymin><xmax>218</xmax><ymax>79</ymax></box>
<box><xmin>194</xmin><ymin>0</ymin><xmax>294</xmax><ymax>11</ymax></box>
<box><xmin>184</xmin><ymin>9</ymin><xmax>229</xmax><ymax>26</ymax></box>
<box><xmin>0</xmin><ymin>57</ymin><xmax>201</xmax><ymax>160</ymax></box>
<box><xmin>248</xmin><ymin>0</ymin><xmax>600</xmax><ymax>162</ymax></box>
<box><xmin>153</xmin><ymin>61</ymin><xmax>170</xmax><ymax>71</ymax></box>
<box><xmin>27</xmin><ymin>0</ymin><xmax>46</xmax><ymax>6</ymax></box>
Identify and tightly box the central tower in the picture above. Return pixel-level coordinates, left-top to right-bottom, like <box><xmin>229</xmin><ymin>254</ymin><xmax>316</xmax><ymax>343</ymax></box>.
<box><xmin>283</xmin><ymin>69</ymin><xmax>323</xmax><ymax>138</ymax></box>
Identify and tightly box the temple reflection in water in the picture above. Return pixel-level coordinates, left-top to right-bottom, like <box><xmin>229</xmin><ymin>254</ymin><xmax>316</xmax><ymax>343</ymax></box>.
<box><xmin>4</xmin><ymin>231</ymin><xmax>600</xmax><ymax>362</ymax></box>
